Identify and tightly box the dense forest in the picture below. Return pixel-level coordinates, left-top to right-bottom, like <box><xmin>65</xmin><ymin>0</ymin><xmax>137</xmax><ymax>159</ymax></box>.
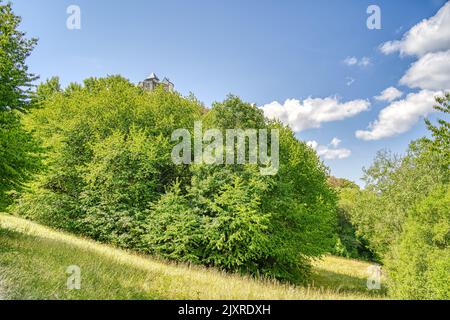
<box><xmin>1</xmin><ymin>1</ymin><xmax>449</xmax><ymax>299</ymax></box>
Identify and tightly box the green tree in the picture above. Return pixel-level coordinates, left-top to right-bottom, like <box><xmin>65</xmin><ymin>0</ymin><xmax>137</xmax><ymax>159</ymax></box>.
<box><xmin>385</xmin><ymin>93</ymin><xmax>450</xmax><ymax>299</ymax></box>
<box><xmin>328</xmin><ymin>178</ymin><xmax>375</xmax><ymax>260</ymax></box>
<box><xmin>350</xmin><ymin>139</ymin><xmax>446</xmax><ymax>256</ymax></box>
<box><xmin>16</xmin><ymin>76</ymin><xmax>202</xmax><ymax>233</ymax></box>
<box><xmin>387</xmin><ymin>186</ymin><xmax>450</xmax><ymax>299</ymax></box>
<box><xmin>348</xmin><ymin>93</ymin><xmax>450</xmax><ymax>299</ymax></box>
<box><xmin>0</xmin><ymin>1</ymin><xmax>40</xmax><ymax>208</ymax></box>
<box><xmin>144</xmin><ymin>182</ymin><xmax>204</xmax><ymax>263</ymax></box>
<box><xmin>425</xmin><ymin>93</ymin><xmax>450</xmax><ymax>174</ymax></box>
<box><xmin>79</xmin><ymin>128</ymin><xmax>173</xmax><ymax>248</ymax></box>
<box><xmin>32</xmin><ymin>76</ymin><xmax>62</xmax><ymax>105</ymax></box>
<box><xmin>0</xmin><ymin>112</ymin><xmax>40</xmax><ymax>209</ymax></box>
<box><xmin>0</xmin><ymin>1</ymin><xmax>38</xmax><ymax>112</ymax></box>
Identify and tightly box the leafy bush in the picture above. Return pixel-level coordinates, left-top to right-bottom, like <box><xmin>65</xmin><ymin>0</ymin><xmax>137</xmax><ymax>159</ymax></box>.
<box><xmin>386</xmin><ymin>186</ymin><xmax>450</xmax><ymax>299</ymax></box>
<box><xmin>0</xmin><ymin>111</ymin><xmax>41</xmax><ymax>210</ymax></box>
<box><xmin>144</xmin><ymin>182</ymin><xmax>204</xmax><ymax>263</ymax></box>
<box><xmin>328</xmin><ymin>178</ymin><xmax>375</xmax><ymax>260</ymax></box>
<box><xmin>0</xmin><ymin>2</ymin><xmax>40</xmax><ymax>209</ymax></box>
<box><xmin>79</xmin><ymin>129</ymin><xmax>173</xmax><ymax>248</ymax></box>
<box><xmin>145</xmin><ymin>173</ymin><xmax>271</xmax><ymax>273</ymax></box>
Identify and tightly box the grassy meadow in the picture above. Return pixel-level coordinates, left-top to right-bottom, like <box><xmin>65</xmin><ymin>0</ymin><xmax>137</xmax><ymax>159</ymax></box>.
<box><xmin>0</xmin><ymin>214</ymin><xmax>386</xmax><ymax>300</ymax></box>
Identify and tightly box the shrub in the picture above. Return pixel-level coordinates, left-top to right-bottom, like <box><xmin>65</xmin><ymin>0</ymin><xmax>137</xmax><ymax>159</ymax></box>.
<box><xmin>328</xmin><ymin>178</ymin><xmax>375</xmax><ymax>260</ymax></box>
<box><xmin>0</xmin><ymin>111</ymin><xmax>41</xmax><ymax>210</ymax></box>
<box><xmin>386</xmin><ymin>186</ymin><xmax>450</xmax><ymax>299</ymax></box>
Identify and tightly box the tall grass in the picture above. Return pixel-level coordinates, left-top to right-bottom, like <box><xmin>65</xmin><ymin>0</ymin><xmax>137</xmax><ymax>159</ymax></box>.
<box><xmin>0</xmin><ymin>214</ymin><xmax>386</xmax><ymax>300</ymax></box>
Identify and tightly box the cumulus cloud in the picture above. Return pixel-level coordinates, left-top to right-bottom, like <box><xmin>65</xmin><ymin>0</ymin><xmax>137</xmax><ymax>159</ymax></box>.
<box><xmin>380</xmin><ymin>2</ymin><xmax>450</xmax><ymax>57</ymax></box>
<box><xmin>260</xmin><ymin>97</ymin><xmax>370</xmax><ymax>132</ymax></box>
<box><xmin>359</xmin><ymin>2</ymin><xmax>450</xmax><ymax>141</ymax></box>
<box><xmin>307</xmin><ymin>139</ymin><xmax>351</xmax><ymax>160</ymax></box>
<box><xmin>375</xmin><ymin>87</ymin><xmax>403</xmax><ymax>102</ymax></box>
<box><xmin>343</xmin><ymin>56</ymin><xmax>371</xmax><ymax>67</ymax></box>
<box><xmin>400</xmin><ymin>50</ymin><xmax>450</xmax><ymax>91</ymax></box>
<box><xmin>356</xmin><ymin>90</ymin><xmax>442</xmax><ymax>140</ymax></box>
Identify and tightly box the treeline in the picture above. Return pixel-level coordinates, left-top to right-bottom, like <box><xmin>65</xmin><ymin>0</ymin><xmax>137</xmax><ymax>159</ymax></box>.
<box><xmin>331</xmin><ymin>94</ymin><xmax>450</xmax><ymax>299</ymax></box>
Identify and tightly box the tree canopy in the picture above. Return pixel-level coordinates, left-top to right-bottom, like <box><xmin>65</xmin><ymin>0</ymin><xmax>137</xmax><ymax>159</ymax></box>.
<box><xmin>0</xmin><ymin>1</ymin><xmax>40</xmax><ymax>209</ymax></box>
<box><xmin>0</xmin><ymin>0</ymin><xmax>37</xmax><ymax>112</ymax></box>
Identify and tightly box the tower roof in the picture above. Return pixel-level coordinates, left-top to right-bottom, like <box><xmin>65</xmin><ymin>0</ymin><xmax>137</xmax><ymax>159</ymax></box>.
<box><xmin>146</xmin><ymin>72</ymin><xmax>159</xmax><ymax>81</ymax></box>
<box><xmin>161</xmin><ymin>77</ymin><xmax>173</xmax><ymax>85</ymax></box>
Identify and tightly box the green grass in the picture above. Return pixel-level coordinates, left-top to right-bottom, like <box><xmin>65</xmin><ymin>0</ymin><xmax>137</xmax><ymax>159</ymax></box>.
<box><xmin>0</xmin><ymin>214</ymin><xmax>386</xmax><ymax>300</ymax></box>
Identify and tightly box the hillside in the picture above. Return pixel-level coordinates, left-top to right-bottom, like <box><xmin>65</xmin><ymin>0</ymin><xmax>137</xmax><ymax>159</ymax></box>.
<box><xmin>0</xmin><ymin>214</ymin><xmax>385</xmax><ymax>300</ymax></box>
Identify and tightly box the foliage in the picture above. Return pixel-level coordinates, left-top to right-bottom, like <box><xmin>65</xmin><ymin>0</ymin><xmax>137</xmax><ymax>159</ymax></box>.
<box><xmin>2</xmin><ymin>4</ymin><xmax>336</xmax><ymax>283</ymax></box>
<box><xmin>145</xmin><ymin>97</ymin><xmax>337</xmax><ymax>282</ymax></box>
<box><xmin>384</xmin><ymin>94</ymin><xmax>450</xmax><ymax>299</ymax></box>
<box><xmin>347</xmin><ymin>93</ymin><xmax>450</xmax><ymax>299</ymax></box>
<box><xmin>425</xmin><ymin>92</ymin><xmax>450</xmax><ymax>173</ymax></box>
<box><xmin>144</xmin><ymin>182</ymin><xmax>204</xmax><ymax>263</ymax></box>
<box><xmin>78</xmin><ymin>128</ymin><xmax>174</xmax><ymax>248</ymax></box>
<box><xmin>0</xmin><ymin>112</ymin><xmax>40</xmax><ymax>209</ymax></box>
<box><xmin>386</xmin><ymin>186</ymin><xmax>450</xmax><ymax>299</ymax></box>
<box><xmin>329</xmin><ymin>179</ymin><xmax>375</xmax><ymax>260</ymax></box>
<box><xmin>32</xmin><ymin>76</ymin><xmax>62</xmax><ymax>105</ymax></box>
<box><xmin>0</xmin><ymin>2</ymin><xmax>40</xmax><ymax>209</ymax></box>
<box><xmin>350</xmin><ymin>139</ymin><xmax>447</xmax><ymax>256</ymax></box>
<box><xmin>16</xmin><ymin>76</ymin><xmax>201</xmax><ymax>229</ymax></box>
<box><xmin>145</xmin><ymin>174</ymin><xmax>271</xmax><ymax>273</ymax></box>
<box><xmin>0</xmin><ymin>0</ymin><xmax>38</xmax><ymax>112</ymax></box>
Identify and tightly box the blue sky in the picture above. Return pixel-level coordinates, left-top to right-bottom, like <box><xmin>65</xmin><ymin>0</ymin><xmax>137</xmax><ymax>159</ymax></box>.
<box><xmin>11</xmin><ymin>0</ymin><xmax>450</xmax><ymax>185</ymax></box>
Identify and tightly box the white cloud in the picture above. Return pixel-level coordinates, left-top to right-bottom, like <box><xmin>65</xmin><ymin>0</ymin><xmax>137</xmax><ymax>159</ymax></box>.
<box><xmin>400</xmin><ymin>50</ymin><xmax>450</xmax><ymax>91</ymax></box>
<box><xmin>330</xmin><ymin>137</ymin><xmax>341</xmax><ymax>147</ymax></box>
<box><xmin>318</xmin><ymin>147</ymin><xmax>351</xmax><ymax>160</ymax></box>
<box><xmin>306</xmin><ymin>140</ymin><xmax>318</xmax><ymax>149</ymax></box>
<box><xmin>307</xmin><ymin>139</ymin><xmax>351</xmax><ymax>160</ymax></box>
<box><xmin>343</xmin><ymin>56</ymin><xmax>371</xmax><ymax>67</ymax></box>
<box><xmin>260</xmin><ymin>97</ymin><xmax>370</xmax><ymax>132</ymax></box>
<box><xmin>359</xmin><ymin>57</ymin><xmax>371</xmax><ymax>67</ymax></box>
<box><xmin>380</xmin><ymin>2</ymin><xmax>450</xmax><ymax>57</ymax></box>
<box><xmin>363</xmin><ymin>2</ymin><xmax>450</xmax><ymax>141</ymax></box>
<box><xmin>343</xmin><ymin>56</ymin><xmax>358</xmax><ymax>66</ymax></box>
<box><xmin>375</xmin><ymin>87</ymin><xmax>403</xmax><ymax>102</ymax></box>
<box><xmin>356</xmin><ymin>90</ymin><xmax>442</xmax><ymax>140</ymax></box>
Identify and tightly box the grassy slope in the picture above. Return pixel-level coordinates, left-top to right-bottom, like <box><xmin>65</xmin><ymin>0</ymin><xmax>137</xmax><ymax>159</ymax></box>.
<box><xmin>0</xmin><ymin>214</ymin><xmax>386</xmax><ymax>300</ymax></box>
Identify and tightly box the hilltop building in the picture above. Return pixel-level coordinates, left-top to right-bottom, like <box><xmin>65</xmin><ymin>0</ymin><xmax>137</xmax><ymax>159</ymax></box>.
<box><xmin>139</xmin><ymin>73</ymin><xmax>174</xmax><ymax>92</ymax></box>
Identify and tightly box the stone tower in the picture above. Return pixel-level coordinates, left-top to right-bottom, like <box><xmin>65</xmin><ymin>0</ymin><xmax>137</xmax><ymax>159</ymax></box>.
<box><xmin>139</xmin><ymin>73</ymin><xmax>174</xmax><ymax>92</ymax></box>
